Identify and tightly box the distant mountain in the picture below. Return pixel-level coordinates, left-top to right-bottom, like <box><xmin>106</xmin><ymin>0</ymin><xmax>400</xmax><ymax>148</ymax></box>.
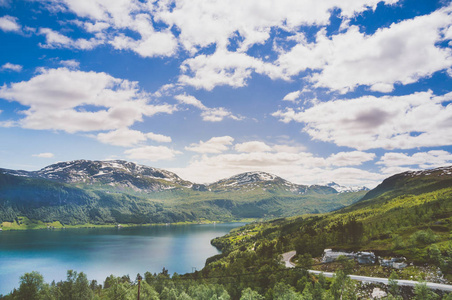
<box><xmin>326</xmin><ymin>182</ymin><xmax>369</xmax><ymax>193</ymax></box>
<box><xmin>1</xmin><ymin>160</ymin><xmax>191</xmax><ymax>192</ymax></box>
<box><xmin>208</xmin><ymin>171</ymin><xmax>307</xmax><ymax>194</ymax></box>
<box><xmin>0</xmin><ymin>160</ymin><xmax>367</xmax><ymax>227</ymax></box>
<box><xmin>208</xmin><ymin>171</ymin><xmax>342</xmax><ymax>195</ymax></box>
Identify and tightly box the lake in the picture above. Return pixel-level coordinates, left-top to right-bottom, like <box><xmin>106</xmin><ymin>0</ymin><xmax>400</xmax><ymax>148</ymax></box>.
<box><xmin>0</xmin><ymin>223</ymin><xmax>244</xmax><ymax>295</ymax></box>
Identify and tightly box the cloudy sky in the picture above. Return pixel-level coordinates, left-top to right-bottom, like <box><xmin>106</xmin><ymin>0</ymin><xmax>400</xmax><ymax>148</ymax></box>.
<box><xmin>1</xmin><ymin>0</ymin><xmax>452</xmax><ymax>187</ymax></box>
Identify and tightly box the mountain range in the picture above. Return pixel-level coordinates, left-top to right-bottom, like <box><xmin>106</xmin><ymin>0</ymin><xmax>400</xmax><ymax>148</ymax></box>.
<box><xmin>0</xmin><ymin>160</ymin><xmax>367</xmax><ymax>194</ymax></box>
<box><xmin>0</xmin><ymin>160</ymin><xmax>369</xmax><ymax>227</ymax></box>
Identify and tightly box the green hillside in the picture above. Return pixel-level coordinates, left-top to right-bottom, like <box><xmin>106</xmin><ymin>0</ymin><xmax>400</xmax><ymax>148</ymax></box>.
<box><xmin>0</xmin><ymin>170</ymin><xmax>365</xmax><ymax>229</ymax></box>
<box><xmin>207</xmin><ymin>166</ymin><xmax>452</xmax><ymax>284</ymax></box>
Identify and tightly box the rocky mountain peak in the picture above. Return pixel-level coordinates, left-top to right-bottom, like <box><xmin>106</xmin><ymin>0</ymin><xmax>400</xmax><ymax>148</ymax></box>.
<box><xmin>326</xmin><ymin>182</ymin><xmax>369</xmax><ymax>193</ymax></box>
<box><xmin>35</xmin><ymin>159</ymin><xmax>184</xmax><ymax>184</ymax></box>
<box><xmin>213</xmin><ymin>171</ymin><xmax>282</xmax><ymax>187</ymax></box>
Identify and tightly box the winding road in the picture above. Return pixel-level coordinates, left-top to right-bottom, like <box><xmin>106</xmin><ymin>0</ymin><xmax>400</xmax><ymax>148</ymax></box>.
<box><xmin>282</xmin><ymin>251</ymin><xmax>452</xmax><ymax>292</ymax></box>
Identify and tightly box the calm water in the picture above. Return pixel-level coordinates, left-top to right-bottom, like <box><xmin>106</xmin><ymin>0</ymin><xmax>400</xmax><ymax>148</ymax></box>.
<box><xmin>0</xmin><ymin>223</ymin><xmax>243</xmax><ymax>295</ymax></box>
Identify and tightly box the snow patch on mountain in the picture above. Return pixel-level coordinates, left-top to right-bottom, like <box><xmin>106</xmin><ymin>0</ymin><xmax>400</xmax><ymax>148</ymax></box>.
<box><xmin>326</xmin><ymin>182</ymin><xmax>369</xmax><ymax>193</ymax></box>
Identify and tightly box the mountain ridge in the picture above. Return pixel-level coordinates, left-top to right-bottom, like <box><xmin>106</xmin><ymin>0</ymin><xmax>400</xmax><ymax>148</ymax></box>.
<box><xmin>0</xmin><ymin>159</ymin><xmax>366</xmax><ymax>194</ymax></box>
<box><xmin>0</xmin><ymin>160</ymin><xmax>368</xmax><ymax>227</ymax></box>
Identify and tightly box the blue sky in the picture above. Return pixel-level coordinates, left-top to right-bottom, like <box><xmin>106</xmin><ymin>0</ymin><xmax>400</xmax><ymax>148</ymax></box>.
<box><xmin>1</xmin><ymin>0</ymin><xmax>452</xmax><ymax>187</ymax></box>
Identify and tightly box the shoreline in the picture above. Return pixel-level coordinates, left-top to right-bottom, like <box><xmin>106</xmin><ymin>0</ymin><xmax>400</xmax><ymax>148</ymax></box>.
<box><xmin>0</xmin><ymin>217</ymin><xmax>255</xmax><ymax>231</ymax></box>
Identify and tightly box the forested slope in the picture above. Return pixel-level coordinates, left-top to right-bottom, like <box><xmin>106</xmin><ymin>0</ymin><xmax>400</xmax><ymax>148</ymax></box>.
<box><xmin>0</xmin><ymin>160</ymin><xmax>366</xmax><ymax>228</ymax></box>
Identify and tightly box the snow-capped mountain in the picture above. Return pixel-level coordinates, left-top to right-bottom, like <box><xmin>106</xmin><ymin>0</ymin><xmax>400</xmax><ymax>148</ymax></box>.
<box><xmin>326</xmin><ymin>182</ymin><xmax>369</xmax><ymax>193</ymax></box>
<box><xmin>207</xmin><ymin>171</ymin><xmax>337</xmax><ymax>195</ymax></box>
<box><xmin>1</xmin><ymin>160</ymin><xmax>192</xmax><ymax>192</ymax></box>
<box><xmin>1</xmin><ymin>161</ymin><xmax>368</xmax><ymax>195</ymax></box>
<box><xmin>212</xmin><ymin>171</ymin><xmax>284</xmax><ymax>187</ymax></box>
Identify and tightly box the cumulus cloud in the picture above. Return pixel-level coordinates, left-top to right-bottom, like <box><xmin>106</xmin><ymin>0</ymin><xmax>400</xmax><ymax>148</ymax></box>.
<box><xmin>0</xmin><ymin>67</ymin><xmax>176</xmax><ymax>133</ymax></box>
<box><xmin>273</xmin><ymin>91</ymin><xmax>452</xmax><ymax>150</ymax></box>
<box><xmin>156</xmin><ymin>0</ymin><xmax>398</xmax><ymax>54</ymax></box>
<box><xmin>185</xmin><ymin>136</ymin><xmax>234</xmax><ymax>154</ymax></box>
<box><xmin>174</xmin><ymin>94</ymin><xmax>206</xmax><ymax>110</ymax></box>
<box><xmin>277</xmin><ymin>5</ymin><xmax>452</xmax><ymax>93</ymax></box>
<box><xmin>0</xmin><ymin>15</ymin><xmax>20</xmax><ymax>32</ymax></box>
<box><xmin>96</xmin><ymin>128</ymin><xmax>171</xmax><ymax>147</ymax></box>
<box><xmin>377</xmin><ymin>150</ymin><xmax>452</xmax><ymax>174</ymax></box>
<box><xmin>28</xmin><ymin>0</ymin><xmax>452</xmax><ymax>93</ymax></box>
<box><xmin>109</xmin><ymin>23</ymin><xmax>177</xmax><ymax>58</ymax></box>
<box><xmin>326</xmin><ymin>151</ymin><xmax>376</xmax><ymax>167</ymax></box>
<box><xmin>59</xmin><ymin>59</ymin><xmax>80</xmax><ymax>68</ymax></box>
<box><xmin>235</xmin><ymin>141</ymin><xmax>273</xmax><ymax>153</ymax></box>
<box><xmin>32</xmin><ymin>152</ymin><xmax>54</xmax><ymax>158</ymax></box>
<box><xmin>97</xmin><ymin>128</ymin><xmax>147</xmax><ymax>146</ymax></box>
<box><xmin>179</xmin><ymin>49</ymin><xmax>285</xmax><ymax>90</ymax></box>
<box><xmin>124</xmin><ymin>145</ymin><xmax>181</xmax><ymax>161</ymax></box>
<box><xmin>46</xmin><ymin>0</ymin><xmax>178</xmax><ymax>57</ymax></box>
<box><xmin>1</xmin><ymin>63</ymin><xmax>22</xmax><ymax>72</ymax></box>
<box><xmin>272</xmin><ymin>144</ymin><xmax>306</xmax><ymax>153</ymax></box>
<box><xmin>39</xmin><ymin>28</ymin><xmax>103</xmax><ymax>50</ymax></box>
<box><xmin>32</xmin><ymin>0</ymin><xmax>406</xmax><ymax>89</ymax></box>
<box><xmin>147</xmin><ymin>132</ymin><xmax>171</xmax><ymax>143</ymax></box>
<box><xmin>175</xmin><ymin>94</ymin><xmax>241</xmax><ymax>122</ymax></box>
<box><xmin>50</xmin><ymin>0</ymin><xmax>399</xmax><ymax>59</ymax></box>
<box><xmin>282</xmin><ymin>91</ymin><xmax>301</xmax><ymax>102</ymax></box>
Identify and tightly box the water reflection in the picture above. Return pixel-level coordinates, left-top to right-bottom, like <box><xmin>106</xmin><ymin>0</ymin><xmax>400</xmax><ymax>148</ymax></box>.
<box><xmin>0</xmin><ymin>223</ymin><xmax>243</xmax><ymax>295</ymax></box>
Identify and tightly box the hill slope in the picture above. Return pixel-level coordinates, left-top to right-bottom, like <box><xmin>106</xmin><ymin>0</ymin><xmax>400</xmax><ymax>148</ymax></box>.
<box><xmin>209</xmin><ymin>165</ymin><xmax>452</xmax><ymax>276</ymax></box>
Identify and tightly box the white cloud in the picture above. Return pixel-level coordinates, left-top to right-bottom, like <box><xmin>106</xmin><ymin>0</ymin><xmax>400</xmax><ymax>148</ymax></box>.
<box><xmin>109</xmin><ymin>17</ymin><xmax>177</xmax><ymax>58</ymax></box>
<box><xmin>377</xmin><ymin>150</ymin><xmax>452</xmax><ymax>173</ymax></box>
<box><xmin>326</xmin><ymin>151</ymin><xmax>376</xmax><ymax>167</ymax></box>
<box><xmin>235</xmin><ymin>141</ymin><xmax>272</xmax><ymax>153</ymax></box>
<box><xmin>175</xmin><ymin>94</ymin><xmax>241</xmax><ymax>122</ymax></box>
<box><xmin>282</xmin><ymin>91</ymin><xmax>301</xmax><ymax>102</ymax></box>
<box><xmin>97</xmin><ymin>128</ymin><xmax>172</xmax><ymax>146</ymax></box>
<box><xmin>47</xmin><ymin>0</ymin><xmax>178</xmax><ymax>57</ymax></box>
<box><xmin>0</xmin><ymin>15</ymin><xmax>20</xmax><ymax>32</ymax></box>
<box><xmin>271</xmin><ymin>144</ymin><xmax>306</xmax><ymax>153</ymax></box>
<box><xmin>146</xmin><ymin>132</ymin><xmax>171</xmax><ymax>143</ymax></box>
<box><xmin>185</xmin><ymin>136</ymin><xmax>234</xmax><ymax>154</ymax></box>
<box><xmin>175</xmin><ymin>94</ymin><xmax>206</xmax><ymax>110</ymax></box>
<box><xmin>157</xmin><ymin>0</ymin><xmax>398</xmax><ymax>55</ymax></box>
<box><xmin>59</xmin><ymin>59</ymin><xmax>80</xmax><ymax>68</ymax></box>
<box><xmin>35</xmin><ymin>0</ymin><xmax>403</xmax><ymax>87</ymax></box>
<box><xmin>1</xmin><ymin>63</ymin><xmax>22</xmax><ymax>72</ymax></box>
<box><xmin>277</xmin><ymin>5</ymin><xmax>452</xmax><ymax>93</ymax></box>
<box><xmin>273</xmin><ymin>91</ymin><xmax>452</xmax><ymax>150</ymax></box>
<box><xmin>97</xmin><ymin>128</ymin><xmax>147</xmax><ymax>147</ymax></box>
<box><xmin>370</xmin><ymin>83</ymin><xmax>394</xmax><ymax>93</ymax></box>
<box><xmin>124</xmin><ymin>145</ymin><xmax>181</xmax><ymax>161</ymax></box>
<box><xmin>32</xmin><ymin>152</ymin><xmax>54</xmax><ymax>158</ymax></box>
<box><xmin>39</xmin><ymin>28</ymin><xmax>103</xmax><ymax>50</ymax></box>
<box><xmin>52</xmin><ymin>0</ymin><xmax>400</xmax><ymax>58</ymax></box>
<box><xmin>0</xmin><ymin>67</ymin><xmax>176</xmax><ymax>133</ymax></box>
<box><xmin>200</xmin><ymin>107</ymin><xmax>242</xmax><ymax>122</ymax></box>
<box><xmin>179</xmin><ymin>49</ymin><xmax>285</xmax><ymax>90</ymax></box>
<box><xmin>83</xmin><ymin>21</ymin><xmax>110</xmax><ymax>33</ymax></box>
